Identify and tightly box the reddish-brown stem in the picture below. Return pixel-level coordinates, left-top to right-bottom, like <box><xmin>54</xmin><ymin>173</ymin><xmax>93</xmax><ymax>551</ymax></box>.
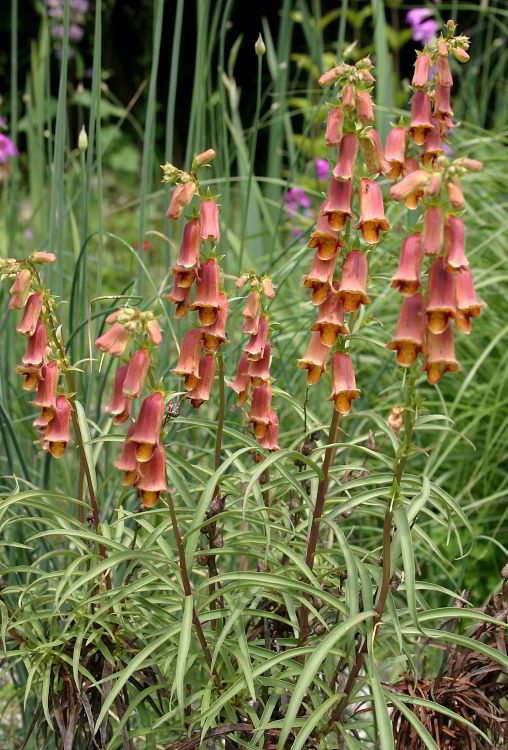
<box><xmin>298</xmin><ymin>407</ymin><xmax>340</xmax><ymax>647</ymax></box>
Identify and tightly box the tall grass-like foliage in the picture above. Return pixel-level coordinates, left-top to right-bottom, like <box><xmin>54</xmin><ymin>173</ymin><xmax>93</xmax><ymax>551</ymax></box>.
<box><xmin>0</xmin><ymin>2</ymin><xmax>507</xmax><ymax>749</ymax></box>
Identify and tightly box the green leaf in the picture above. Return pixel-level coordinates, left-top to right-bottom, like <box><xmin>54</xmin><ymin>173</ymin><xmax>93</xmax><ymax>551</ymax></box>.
<box><xmin>393</xmin><ymin>507</ymin><xmax>421</xmax><ymax>633</ymax></box>
<box><xmin>174</xmin><ymin>594</ymin><xmax>194</xmax><ymax>725</ymax></box>
<box><xmin>389</xmin><ymin>695</ymin><xmax>439</xmax><ymax>750</ymax></box>
<box><xmin>290</xmin><ymin>694</ymin><xmax>342</xmax><ymax>750</ymax></box>
<box><xmin>74</xmin><ymin>399</ymin><xmax>97</xmax><ymax>497</ymax></box>
<box><xmin>368</xmin><ymin>659</ymin><xmax>394</xmax><ymax>750</ymax></box>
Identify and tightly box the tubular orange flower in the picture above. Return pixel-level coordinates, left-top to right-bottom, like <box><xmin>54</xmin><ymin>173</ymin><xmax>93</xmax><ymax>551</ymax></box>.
<box><xmin>454</xmin><ymin>270</ymin><xmax>486</xmax><ymax>334</ymax></box>
<box><xmin>436</xmin><ymin>54</ymin><xmax>453</xmax><ymax>87</ymax></box>
<box><xmin>302</xmin><ymin>252</ymin><xmax>337</xmax><ymax>305</ymax></box>
<box><xmin>115</xmin><ymin>424</ymin><xmax>140</xmax><ymax>486</ymax></box>
<box><xmin>137</xmin><ymin>445</ymin><xmax>168</xmax><ymax>508</ymax></box>
<box><xmin>297</xmin><ymin>331</ymin><xmax>330</xmax><ymax>385</ymax></box>
<box><xmin>308</xmin><ymin>215</ymin><xmax>343</xmax><ymax>260</ymax></box>
<box><xmin>389</xmin><ymin>167</ymin><xmax>428</xmax><ymax>210</ymax></box>
<box><xmin>324</xmin><ymin>107</ymin><xmax>344</xmax><ymax>146</ymax></box>
<box><xmin>249</xmin><ymin>383</ymin><xmax>273</xmax><ymax>439</ymax></box>
<box><xmin>249</xmin><ymin>342</ymin><xmax>271</xmax><ymax>386</ymax></box>
<box><xmin>333</xmin><ymin>134</ymin><xmax>358</xmax><ymax>181</ymax></box>
<box><xmin>360</xmin><ymin>129</ymin><xmax>389</xmax><ymax>176</ymax></box>
<box><xmin>384</xmin><ymin>127</ymin><xmax>406</xmax><ymax>180</ymax></box>
<box><xmin>391</xmin><ymin>234</ymin><xmax>422</xmax><ymax>296</ymax></box>
<box><xmin>321</xmin><ymin>178</ymin><xmax>353</xmax><ymax>231</ymax></box>
<box><xmin>258</xmin><ymin>411</ymin><xmax>280</xmax><ymax>451</ymax></box>
<box><xmin>435</xmin><ymin>82</ymin><xmax>454</xmax><ymax>122</ymax></box>
<box><xmin>409</xmin><ymin>91</ymin><xmax>434</xmax><ymax>146</ymax></box>
<box><xmin>172</xmin><ymin>329</ymin><xmax>202</xmax><ymax>390</ymax></box>
<box><xmin>445</xmin><ymin>216</ymin><xmax>469</xmax><ymax>272</ymax></box>
<box><xmin>165</xmin><ymin>277</ymin><xmax>190</xmax><ymax>318</ymax></box>
<box><xmin>146</xmin><ymin>319</ymin><xmax>162</xmax><ymax>346</ymax></box>
<box><xmin>311</xmin><ymin>289</ymin><xmax>348</xmax><ymax>347</ymax></box>
<box><xmin>355</xmin><ymin>179</ymin><xmax>390</xmax><ymax>244</ymax></box>
<box><xmin>190</xmin><ymin>258</ymin><xmax>220</xmax><ymax>326</ymax></box>
<box><xmin>167</xmin><ymin>181</ymin><xmax>196</xmax><ymax>220</ymax></box>
<box><xmin>44</xmin><ymin>395</ymin><xmax>71</xmax><ymax>458</ymax></box>
<box><xmin>412</xmin><ymin>53</ymin><xmax>430</xmax><ymax>87</ymax></box>
<box><xmin>355</xmin><ymin>89</ymin><xmax>374</xmax><ymax>123</ymax></box>
<box><xmin>261</xmin><ymin>277</ymin><xmax>276</xmax><ymax>299</ymax></box>
<box><xmin>422</xmin><ymin>206</ymin><xmax>444</xmax><ymax>256</ymax></box>
<box><xmin>200</xmin><ymin>200</ymin><xmax>220</xmax><ymax>242</ymax></box>
<box><xmin>425</xmin><ymin>172</ymin><xmax>442</xmax><ymax>198</ymax></box>
<box><xmin>318</xmin><ymin>64</ymin><xmax>348</xmax><ymax>86</ymax></box>
<box><xmin>17</xmin><ymin>292</ymin><xmax>43</xmax><ymax>337</ymax></box>
<box><xmin>16</xmin><ymin>365</ymin><xmax>42</xmax><ymax>392</ymax></box>
<box><xmin>128</xmin><ymin>392</ymin><xmax>164</xmax><ymax>463</ymax></box>
<box><xmin>30</xmin><ymin>251</ymin><xmax>56</xmax><ymax>264</ymax></box>
<box><xmin>9</xmin><ymin>269</ymin><xmax>31</xmax><ymax>309</ymax></box>
<box><xmin>423</xmin><ymin>120</ymin><xmax>444</xmax><ymax>167</ymax></box>
<box><xmin>202</xmin><ymin>292</ymin><xmax>228</xmax><ymax>352</ymax></box>
<box><xmin>447</xmin><ymin>179</ymin><xmax>464</xmax><ymax>209</ymax></box>
<box><xmin>341</xmin><ymin>84</ymin><xmax>355</xmax><ymax>110</ymax></box>
<box><xmin>122</xmin><ymin>349</ymin><xmax>151</xmax><ymax>400</ymax></box>
<box><xmin>22</xmin><ymin>318</ymin><xmax>48</xmax><ymax>366</ymax></box>
<box><xmin>243</xmin><ymin>290</ymin><xmax>261</xmax><ymax>335</ymax></box>
<box><xmin>227</xmin><ymin>352</ymin><xmax>251</xmax><ymax>405</ymax></box>
<box><xmin>177</xmin><ymin>219</ymin><xmax>200</xmax><ymax>269</ymax></box>
<box><xmin>424</xmin><ymin>326</ymin><xmax>459</xmax><ymax>385</ymax></box>
<box><xmin>338</xmin><ymin>250</ymin><xmax>371</xmax><ymax>312</ymax></box>
<box><xmin>329</xmin><ymin>352</ymin><xmax>360</xmax><ymax>415</ymax></box>
<box><xmin>387</xmin><ymin>295</ymin><xmax>425</xmax><ymax>366</ymax></box>
<box><xmin>96</xmin><ymin>322</ymin><xmax>130</xmax><ymax>357</ymax></box>
<box><xmin>105</xmin><ymin>364</ymin><xmax>132</xmax><ymax>424</ymax></box>
<box><xmin>33</xmin><ymin>361</ymin><xmax>60</xmax><ymax>426</ymax></box>
<box><xmin>426</xmin><ymin>259</ymin><xmax>457</xmax><ymax>334</ymax></box>
<box><xmin>245</xmin><ymin>315</ymin><xmax>269</xmax><ymax>361</ymax></box>
<box><xmin>172</xmin><ymin>265</ymin><xmax>198</xmax><ymax>289</ymax></box>
<box><xmin>187</xmin><ymin>354</ymin><xmax>216</xmax><ymax>408</ymax></box>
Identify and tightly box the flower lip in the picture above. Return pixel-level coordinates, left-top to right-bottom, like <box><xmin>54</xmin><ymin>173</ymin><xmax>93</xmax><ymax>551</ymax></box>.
<box><xmin>338</xmin><ymin>250</ymin><xmax>371</xmax><ymax>312</ymax></box>
<box><xmin>426</xmin><ymin>258</ymin><xmax>457</xmax><ymax>334</ymax></box>
<box><xmin>186</xmin><ymin>354</ymin><xmax>217</xmax><ymax>408</ymax></box>
<box><xmin>391</xmin><ymin>234</ymin><xmax>422</xmax><ymax>296</ymax></box>
<box><xmin>387</xmin><ymin>294</ymin><xmax>425</xmax><ymax>367</ymax></box>
<box><xmin>249</xmin><ymin>341</ymin><xmax>272</xmax><ymax>386</ymax></box>
<box><xmin>189</xmin><ymin>258</ymin><xmax>221</xmax><ymax>326</ymax></box>
<box><xmin>311</xmin><ymin>290</ymin><xmax>348</xmax><ymax>347</ymax></box>
<box><xmin>128</xmin><ymin>392</ymin><xmax>165</xmax><ymax>458</ymax></box>
<box><xmin>308</xmin><ymin>214</ymin><xmax>343</xmax><ymax>259</ymax></box>
<box><xmin>297</xmin><ymin>331</ymin><xmax>330</xmax><ymax>385</ymax></box>
<box><xmin>355</xmin><ymin>178</ymin><xmax>390</xmax><ymax>243</ymax></box>
<box><xmin>329</xmin><ymin>352</ymin><xmax>360</xmax><ymax>415</ymax></box>
<box><xmin>321</xmin><ymin>178</ymin><xmax>353</xmax><ymax>232</ymax></box>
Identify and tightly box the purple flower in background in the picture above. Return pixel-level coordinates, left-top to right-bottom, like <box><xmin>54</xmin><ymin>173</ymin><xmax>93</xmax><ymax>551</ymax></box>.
<box><xmin>44</xmin><ymin>0</ymin><xmax>89</xmax><ymax>53</ymax></box>
<box><xmin>315</xmin><ymin>159</ymin><xmax>328</xmax><ymax>181</ymax></box>
<box><xmin>284</xmin><ymin>187</ymin><xmax>312</xmax><ymax>238</ymax></box>
<box><xmin>406</xmin><ymin>7</ymin><xmax>439</xmax><ymax>44</ymax></box>
<box><xmin>0</xmin><ymin>134</ymin><xmax>18</xmax><ymax>164</ymax></box>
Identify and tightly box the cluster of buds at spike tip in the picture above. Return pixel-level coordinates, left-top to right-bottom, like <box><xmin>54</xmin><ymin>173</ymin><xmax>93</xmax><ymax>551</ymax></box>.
<box><xmin>386</xmin><ymin>24</ymin><xmax>485</xmax><ymax>384</ymax></box>
<box><xmin>0</xmin><ymin>255</ymin><xmax>74</xmax><ymax>458</ymax></box>
<box><xmin>298</xmin><ymin>56</ymin><xmax>392</xmax><ymax>413</ymax></box>
<box><xmin>226</xmin><ymin>275</ymin><xmax>279</xmax><ymax>451</ymax></box>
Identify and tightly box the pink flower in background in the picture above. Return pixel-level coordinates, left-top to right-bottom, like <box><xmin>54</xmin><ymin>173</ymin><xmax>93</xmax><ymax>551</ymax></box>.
<box><xmin>315</xmin><ymin>159</ymin><xmax>328</xmax><ymax>181</ymax></box>
<box><xmin>406</xmin><ymin>8</ymin><xmax>439</xmax><ymax>44</ymax></box>
<box><xmin>0</xmin><ymin>134</ymin><xmax>18</xmax><ymax>163</ymax></box>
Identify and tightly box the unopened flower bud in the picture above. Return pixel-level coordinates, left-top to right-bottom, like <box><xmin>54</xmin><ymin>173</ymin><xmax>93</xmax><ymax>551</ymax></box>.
<box><xmin>78</xmin><ymin>126</ymin><xmax>88</xmax><ymax>152</ymax></box>
<box><xmin>451</xmin><ymin>46</ymin><xmax>470</xmax><ymax>63</ymax></box>
<box><xmin>192</xmin><ymin>149</ymin><xmax>216</xmax><ymax>170</ymax></box>
<box><xmin>255</xmin><ymin>33</ymin><xmax>266</xmax><ymax>57</ymax></box>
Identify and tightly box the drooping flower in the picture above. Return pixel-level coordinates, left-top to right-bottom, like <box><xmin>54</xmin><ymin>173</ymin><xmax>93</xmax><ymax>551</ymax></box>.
<box><xmin>355</xmin><ymin>89</ymin><xmax>374</xmax><ymax>123</ymax></box>
<box><xmin>454</xmin><ymin>270</ymin><xmax>486</xmax><ymax>334</ymax></box>
<box><xmin>9</xmin><ymin>269</ymin><xmax>31</xmax><ymax>309</ymax></box>
<box><xmin>341</xmin><ymin>84</ymin><xmax>356</xmax><ymax>110</ymax></box>
<box><xmin>167</xmin><ymin>182</ymin><xmax>197</xmax><ymax>220</ymax></box>
<box><xmin>360</xmin><ymin>129</ymin><xmax>389</xmax><ymax>176</ymax></box>
<box><xmin>435</xmin><ymin>82</ymin><xmax>454</xmax><ymax>124</ymax></box>
<box><xmin>329</xmin><ymin>352</ymin><xmax>360</xmax><ymax>415</ymax></box>
<box><xmin>146</xmin><ymin>319</ymin><xmax>162</xmax><ymax>346</ymax></box>
<box><xmin>128</xmin><ymin>392</ymin><xmax>165</xmax><ymax>463</ymax></box>
<box><xmin>321</xmin><ymin>178</ymin><xmax>353</xmax><ymax>231</ymax></box>
<box><xmin>249</xmin><ymin>383</ymin><xmax>273</xmax><ymax>439</ymax></box>
<box><xmin>422</xmin><ymin>206</ymin><xmax>444</xmax><ymax>256</ymax></box>
<box><xmin>105</xmin><ymin>364</ymin><xmax>132</xmax><ymax>424</ymax></box>
<box><xmin>190</xmin><ymin>258</ymin><xmax>221</xmax><ymax>326</ymax></box>
<box><xmin>33</xmin><ymin>361</ymin><xmax>60</xmax><ymax>426</ymax></box>
<box><xmin>202</xmin><ymin>293</ymin><xmax>228</xmax><ymax>352</ymax></box>
<box><xmin>338</xmin><ymin>250</ymin><xmax>371</xmax><ymax>312</ymax></box>
<box><xmin>114</xmin><ymin>424</ymin><xmax>140</xmax><ymax>486</ymax></box>
<box><xmin>187</xmin><ymin>354</ymin><xmax>216</xmax><ymax>408</ymax></box>
<box><xmin>390</xmin><ymin>167</ymin><xmax>428</xmax><ymax>210</ymax></box>
<box><xmin>426</xmin><ymin>259</ymin><xmax>457</xmax><ymax>334</ymax></box>
<box><xmin>302</xmin><ymin>252</ymin><xmax>337</xmax><ymax>305</ymax></box>
<box><xmin>391</xmin><ymin>234</ymin><xmax>422</xmax><ymax>296</ymax></box>
<box><xmin>445</xmin><ymin>216</ymin><xmax>469</xmax><ymax>272</ymax></box>
<box><xmin>249</xmin><ymin>342</ymin><xmax>272</xmax><ymax>386</ymax></box>
<box><xmin>324</xmin><ymin>108</ymin><xmax>344</xmax><ymax>147</ymax></box>
<box><xmin>137</xmin><ymin>445</ymin><xmax>168</xmax><ymax>508</ymax></box>
<box><xmin>244</xmin><ymin>315</ymin><xmax>269</xmax><ymax>361</ymax></box>
<box><xmin>243</xmin><ymin>290</ymin><xmax>261</xmax><ymax>335</ymax></box>
<box><xmin>17</xmin><ymin>292</ymin><xmax>43</xmax><ymax>337</ymax></box>
<box><xmin>122</xmin><ymin>349</ymin><xmax>151</xmax><ymax>400</ymax></box>
<box><xmin>447</xmin><ymin>179</ymin><xmax>464</xmax><ymax>209</ymax></box>
<box><xmin>172</xmin><ymin>329</ymin><xmax>202</xmax><ymax>390</ymax></box>
<box><xmin>22</xmin><ymin>318</ymin><xmax>48</xmax><ymax>366</ymax></box>
<box><xmin>436</xmin><ymin>54</ymin><xmax>453</xmax><ymax>87</ymax></box>
<box><xmin>177</xmin><ymin>219</ymin><xmax>200</xmax><ymax>269</ymax></box>
<box><xmin>258</xmin><ymin>411</ymin><xmax>280</xmax><ymax>451</ymax></box>
<box><xmin>172</xmin><ymin>264</ymin><xmax>198</xmax><ymax>290</ymax></box>
<box><xmin>166</xmin><ymin>277</ymin><xmax>190</xmax><ymax>318</ymax></box>
<box><xmin>423</xmin><ymin>119</ymin><xmax>444</xmax><ymax>167</ymax></box>
<box><xmin>386</xmin><ymin>294</ymin><xmax>425</xmax><ymax>366</ymax></box>
<box><xmin>333</xmin><ymin>134</ymin><xmax>359</xmax><ymax>181</ymax></box>
<box><xmin>44</xmin><ymin>395</ymin><xmax>71</xmax><ymax>458</ymax></box>
<box><xmin>424</xmin><ymin>326</ymin><xmax>460</xmax><ymax>384</ymax></box>
<box><xmin>412</xmin><ymin>53</ymin><xmax>430</xmax><ymax>87</ymax></box>
<box><xmin>308</xmin><ymin>215</ymin><xmax>343</xmax><ymax>260</ymax></box>
<box><xmin>200</xmin><ymin>200</ymin><xmax>220</xmax><ymax>242</ymax></box>
<box><xmin>227</xmin><ymin>352</ymin><xmax>251</xmax><ymax>405</ymax></box>
<box><xmin>16</xmin><ymin>365</ymin><xmax>42</xmax><ymax>392</ymax></box>
<box><xmin>355</xmin><ymin>179</ymin><xmax>390</xmax><ymax>244</ymax></box>
<box><xmin>383</xmin><ymin>127</ymin><xmax>407</xmax><ymax>180</ymax></box>
<box><xmin>96</xmin><ymin>323</ymin><xmax>130</xmax><ymax>357</ymax></box>
<box><xmin>297</xmin><ymin>331</ymin><xmax>330</xmax><ymax>385</ymax></box>
<box><xmin>409</xmin><ymin>91</ymin><xmax>434</xmax><ymax>146</ymax></box>
<box><xmin>311</xmin><ymin>289</ymin><xmax>348</xmax><ymax>347</ymax></box>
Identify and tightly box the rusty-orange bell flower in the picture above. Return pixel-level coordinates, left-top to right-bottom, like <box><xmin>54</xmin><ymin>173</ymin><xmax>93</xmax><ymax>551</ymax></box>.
<box><xmin>249</xmin><ymin>382</ymin><xmax>273</xmax><ymax>439</ymax></box>
<box><xmin>435</xmin><ymin>82</ymin><xmax>454</xmax><ymax>123</ymax></box>
<box><xmin>390</xmin><ymin>167</ymin><xmax>428</xmax><ymax>210</ymax></box>
<box><xmin>324</xmin><ymin>107</ymin><xmax>344</xmax><ymax>147</ymax></box>
<box><xmin>167</xmin><ymin>182</ymin><xmax>197</xmax><ymax>220</ymax></box>
<box><xmin>423</xmin><ymin>119</ymin><xmax>444</xmax><ymax>167</ymax></box>
<box><xmin>177</xmin><ymin>219</ymin><xmax>200</xmax><ymax>269</ymax></box>
<box><xmin>187</xmin><ymin>354</ymin><xmax>216</xmax><ymax>408</ymax></box>
<box><xmin>166</xmin><ymin>277</ymin><xmax>190</xmax><ymax>318</ymax></box>
<box><xmin>447</xmin><ymin>179</ymin><xmax>464</xmax><ymax>210</ymax></box>
<box><xmin>422</xmin><ymin>206</ymin><xmax>444</xmax><ymax>256</ymax></box>
<box><xmin>243</xmin><ymin>290</ymin><xmax>261</xmax><ymax>335</ymax></box>
<box><xmin>426</xmin><ymin>259</ymin><xmax>457</xmax><ymax>334</ymax></box>
<box><xmin>341</xmin><ymin>84</ymin><xmax>355</xmax><ymax>110</ymax></box>
<box><xmin>321</xmin><ymin>178</ymin><xmax>353</xmax><ymax>231</ymax></box>
<box><xmin>17</xmin><ymin>292</ymin><xmax>43</xmax><ymax>337</ymax></box>
<box><xmin>200</xmin><ymin>200</ymin><xmax>220</xmax><ymax>242</ymax></box>
<box><xmin>44</xmin><ymin>395</ymin><xmax>72</xmax><ymax>458</ymax></box>
<box><xmin>105</xmin><ymin>364</ymin><xmax>132</xmax><ymax>424</ymax></box>
<box><xmin>412</xmin><ymin>53</ymin><xmax>430</xmax><ymax>87</ymax></box>
<box><xmin>355</xmin><ymin>179</ymin><xmax>390</xmax><ymax>244</ymax></box>
<box><xmin>355</xmin><ymin>89</ymin><xmax>374</xmax><ymax>123</ymax></box>
<box><xmin>249</xmin><ymin>342</ymin><xmax>272</xmax><ymax>386</ymax></box>
<box><xmin>245</xmin><ymin>315</ymin><xmax>269</xmax><ymax>361</ymax></box>
<box><xmin>445</xmin><ymin>216</ymin><xmax>469</xmax><ymax>272</ymax></box>
<box><xmin>391</xmin><ymin>234</ymin><xmax>422</xmax><ymax>296</ymax></box>
<box><xmin>338</xmin><ymin>250</ymin><xmax>371</xmax><ymax>312</ymax></box>
<box><xmin>329</xmin><ymin>352</ymin><xmax>360</xmax><ymax>415</ymax></box>
<box><xmin>387</xmin><ymin>295</ymin><xmax>425</xmax><ymax>366</ymax></box>
<box><xmin>202</xmin><ymin>292</ymin><xmax>228</xmax><ymax>352</ymax></box>
<box><xmin>96</xmin><ymin>322</ymin><xmax>130</xmax><ymax>357</ymax></box>
<box><xmin>128</xmin><ymin>392</ymin><xmax>165</xmax><ymax>463</ymax></box>
<box><xmin>454</xmin><ymin>270</ymin><xmax>486</xmax><ymax>335</ymax></box>
<box><xmin>115</xmin><ymin>425</ymin><xmax>140</xmax><ymax>486</ymax></box>
<box><xmin>333</xmin><ymin>134</ymin><xmax>358</xmax><ymax>181</ymax></box>
<box><xmin>33</xmin><ymin>361</ymin><xmax>60</xmax><ymax>427</ymax></box>
<box><xmin>258</xmin><ymin>411</ymin><xmax>280</xmax><ymax>452</ymax></box>
<box><xmin>297</xmin><ymin>331</ymin><xmax>330</xmax><ymax>385</ymax></box>
<box><xmin>137</xmin><ymin>445</ymin><xmax>168</xmax><ymax>508</ymax></box>
<box><xmin>308</xmin><ymin>214</ymin><xmax>343</xmax><ymax>260</ymax></box>
<box><xmin>190</xmin><ymin>258</ymin><xmax>220</xmax><ymax>326</ymax></box>
<box><xmin>172</xmin><ymin>329</ymin><xmax>202</xmax><ymax>390</ymax></box>
<box><xmin>311</xmin><ymin>289</ymin><xmax>348</xmax><ymax>347</ymax></box>
<box><xmin>227</xmin><ymin>352</ymin><xmax>251</xmax><ymax>406</ymax></box>
<box><xmin>384</xmin><ymin>127</ymin><xmax>406</xmax><ymax>180</ymax></box>
<box><xmin>122</xmin><ymin>349</ymin><xmax>151</xmax><ymax>400</ymax></box>
<box><xmin>302</xmin><ymin>251</ymin><xmax>337</xmax><ymax>305</ymax></box>
<box><xmin>9</xmin><ymin>269</ymin><xmax>31</xmax><ymax>309</ymax></box>
<box><xmin>22</xmin><ymin>318</ymin><xmax>48</xmax><ymax>366</ymax></box>
<box><xmin>424</xmin><ymin>326</ymin><xmax>459</xmax><ymax>385</ymax></box>
<box><xmin>409</xmin><ymin>91</ymin><xmax>434</xmax><ymax>146</ymax></box>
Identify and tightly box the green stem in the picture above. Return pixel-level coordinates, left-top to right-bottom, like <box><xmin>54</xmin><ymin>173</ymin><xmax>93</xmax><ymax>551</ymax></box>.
<box><xmin>238</xmin><ymin>52</ymin><xmax>263</xmax><ymax>273</ymax></box>
<box><xmin>215</xmin><ymin>353</ymin><xmax>225</xmax><ymax>473</ymax></box>
<box><xmin>298</xmin><ymin>407</ymin><xmax>340</xmax><ymax>647</ymax></box>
